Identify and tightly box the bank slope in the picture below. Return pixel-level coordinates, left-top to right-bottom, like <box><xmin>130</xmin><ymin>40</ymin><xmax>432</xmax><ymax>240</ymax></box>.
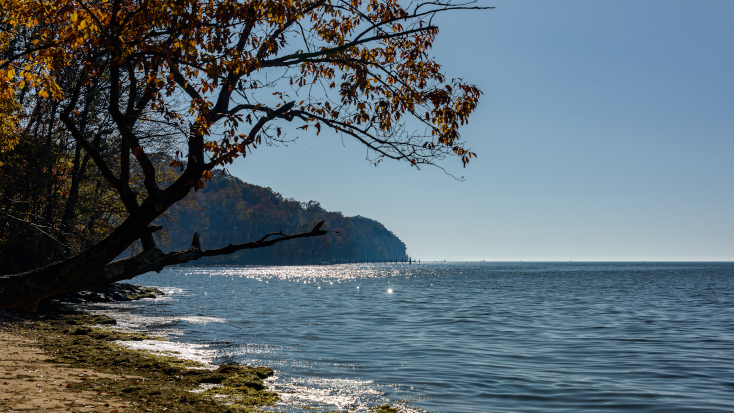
<box><xmin>161</xmin><ymin>174</ymin><xmax>408</xmax><ymax>265</ymax></box>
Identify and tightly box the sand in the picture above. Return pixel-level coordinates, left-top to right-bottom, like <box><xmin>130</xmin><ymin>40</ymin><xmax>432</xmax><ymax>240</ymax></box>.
<box><xmin>0</xmin><ymin>297</ymin><xmax>397</xmax><ymax>413</ymax></box>
<box><xmin>1</xmin><ymin>328</ymin><xmax>139</xmax><ymax>412</ymax></box>
<box><xmin>0</xmin><ymin>305</ymin><xmax>282</xmax><ymax>413</ymax></box>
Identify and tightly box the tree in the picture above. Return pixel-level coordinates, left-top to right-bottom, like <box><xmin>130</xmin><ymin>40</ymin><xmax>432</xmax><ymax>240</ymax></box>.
<box><xmin>161</xmin><ymin>175</ymin><xmax>409</xmax><ymax>265</ymax></box>
<box><xmin>0</xmin><ymin>0</ymin><xmax>486</xmax><ymax>310</ymax></box>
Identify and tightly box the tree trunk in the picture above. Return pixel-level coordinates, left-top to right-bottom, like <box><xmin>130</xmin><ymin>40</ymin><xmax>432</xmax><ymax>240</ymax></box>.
<box><xmin>0</xmin><ymin>206</ymin><xmax>328</xmax><ymax>310</ymax></box>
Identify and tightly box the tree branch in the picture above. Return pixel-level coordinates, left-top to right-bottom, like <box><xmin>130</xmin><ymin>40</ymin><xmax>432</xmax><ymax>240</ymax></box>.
<box><xmin>261</xmin><ymin>26</ymin><xmax>436</xmax><ymax>67</ymax></box>
<box><xmin>0</xmin><ymin>224</ymin><xmax>162</xmax><ymax>311</ymax></box>
<box><xmin>62</xmin><ymin>221</ymin><xmax>331</xmax><ymax>293</ymax></box>
<box><xmin>109</xmin><ymin>62</ymin><xmax>160</xmax><ymax>197</ymax></box>
<box><xmin>59</xmin><ymin>69</ymin><xmax>126</xmax><ymax>196</ymax></box>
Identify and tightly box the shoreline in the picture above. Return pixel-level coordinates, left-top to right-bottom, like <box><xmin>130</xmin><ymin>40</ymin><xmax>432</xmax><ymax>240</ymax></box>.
<box><xmin>1</xmin><ymin>285</ymin><xmax>403</xmax><ymax>413</ymax></box>
<box><xmin>0</xmin><ymin>298</ymin><xmax>281</xmax><ymax>413</ymax></box>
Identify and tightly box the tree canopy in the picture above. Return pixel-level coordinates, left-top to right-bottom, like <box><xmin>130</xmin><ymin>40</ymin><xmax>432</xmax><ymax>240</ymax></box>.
<box><xmin>0</xmin><ymin>0</ymin><xmax>486</xmax><ymax>310</ymax></box>
<box><xmin>164</xmin><ymin>174</ymin><xmax>409</xmax><ymax>265</ymax></box>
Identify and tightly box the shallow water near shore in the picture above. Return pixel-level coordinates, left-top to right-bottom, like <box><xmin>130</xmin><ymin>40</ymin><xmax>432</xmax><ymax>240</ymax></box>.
<box><xmin>85</xmin><ymin>262</ymin><xmax>734</xmax><ymax>412</ymax></box>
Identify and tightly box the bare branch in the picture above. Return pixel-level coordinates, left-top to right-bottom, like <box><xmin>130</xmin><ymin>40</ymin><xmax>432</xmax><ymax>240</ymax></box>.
<box><xmin>62</xmin><ymin>221</ymin><xmax>331</xmax><ymax>293</ymax></box>
<box><xmin>109</xmin><ymin>62</ymin><xmax>160</xmax><ymax>197</ymax></box>
<box><xmin>261</xmin><ymin>26</ymin><xmax>437</xmax><ymax>68</ymax></box>
<box><xmin>0</xmin><ymin>210</ymin><xmax>70</xmax><ymax>250</ymax></box>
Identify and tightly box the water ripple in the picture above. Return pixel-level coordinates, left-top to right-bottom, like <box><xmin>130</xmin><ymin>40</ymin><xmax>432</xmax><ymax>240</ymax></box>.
<box><xmin>85</xmin><ymin>262</ymin><xmax>734</xmax><ymax>412</ymax></box>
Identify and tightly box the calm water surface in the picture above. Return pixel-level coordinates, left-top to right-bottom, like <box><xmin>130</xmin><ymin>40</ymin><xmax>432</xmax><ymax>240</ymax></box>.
<box><xmin>87</xmin><ymin>262</ymin><xmax>734</xmax><ymax>412</ymax></box>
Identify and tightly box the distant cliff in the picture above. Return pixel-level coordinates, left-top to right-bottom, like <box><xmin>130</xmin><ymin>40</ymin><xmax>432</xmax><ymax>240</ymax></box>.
<box><xmin>160</xmin><ymin>174</ymin><xmax>408</xmax><ymax>265</ymax></box>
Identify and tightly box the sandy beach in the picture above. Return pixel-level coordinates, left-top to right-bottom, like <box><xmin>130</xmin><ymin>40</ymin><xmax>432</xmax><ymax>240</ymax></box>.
<box><xmin>0</xmin><ymin>304</ymin><xmax>280</xmax><ymax>413</ymax></box>
<box><xmin>1</xmin><ymin>327</ymin><xmax>137</xmax><ymax>412</ymax></box>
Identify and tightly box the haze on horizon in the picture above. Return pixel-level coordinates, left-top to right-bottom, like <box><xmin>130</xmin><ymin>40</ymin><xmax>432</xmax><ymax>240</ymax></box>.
<box><xmin>229</xmin><ymin>0</ymin><xmax>734</xmax><ymax>262</ymax></box>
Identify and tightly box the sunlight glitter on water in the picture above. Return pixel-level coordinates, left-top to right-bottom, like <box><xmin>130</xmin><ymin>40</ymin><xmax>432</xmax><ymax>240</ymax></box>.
<box><xmin>114</xmin><ymin>339</ymin><xmax>217</xmax><ymax>367</ymax></box>
<box><xmin>259</xmin><ymin>375</ymin><xmax>431</xmax><ymax>413</ymax></box>
<box><xmin>81</xmin><ymin>262</ymin><xmax>734</xmax><ymax>412</ymax></box>
<box><xmin>267</xmin><ymin>376</ymin><xmax>381</xmax><ymax>411</ymax></box>
<box><xmin>180</xmin><ymin>263</ymin><xmax>421</xmax><ymax>283</ymax></box>
<box><xmin>83</xmin><ymin>275</ymin><xmax>430</xmax><ymax>412</ymax></box>
<box><xmin>87</xmin><ymin>310</ymin><xmax>226</xmax><ymax>338</ymax></box>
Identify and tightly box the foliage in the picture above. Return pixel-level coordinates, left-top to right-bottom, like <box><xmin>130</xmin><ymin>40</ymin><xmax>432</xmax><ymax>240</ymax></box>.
<box><xmin>0</xmin><ymin>0</ymin><xmax>485</xmax><ymax>309</ymax></box>
<box><xmin>0</xmin><ymin>93</ymin><xmax>19</xmax><ymax>162</ymax></box>
<box><xmin>0</xmin><ymin>90</ymin><xmax>126</xmax><ymax>274</ymax></box>
<box><xmin>164</xmin><ymin>173</ymin><xmax>408</xmax><ymax>264</ymax></box>
<box><xmin>1</xmin><ymin>0</ymin><xmax>483</xmax><ymax>176</ymax></box>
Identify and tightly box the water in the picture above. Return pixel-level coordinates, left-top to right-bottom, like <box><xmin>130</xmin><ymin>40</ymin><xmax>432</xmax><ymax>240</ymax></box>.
<box><xmin>86</xmin><ymin>262</ymin><xmax>734</xmax><ymax>412</ymax></box>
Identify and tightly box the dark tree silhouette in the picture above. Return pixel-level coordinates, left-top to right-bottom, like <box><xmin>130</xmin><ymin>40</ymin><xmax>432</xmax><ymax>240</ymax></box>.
<box><xmin>0</xmin><ymin>0</ymin><xmax>487</xmax><ymax>310</ymax></box>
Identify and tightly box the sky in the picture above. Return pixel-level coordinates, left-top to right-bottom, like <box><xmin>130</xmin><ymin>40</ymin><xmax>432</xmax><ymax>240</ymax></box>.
<box><xmin>228</xmin><ymin>0</ymin><xmax>734</xmax><ymax>261</ymax></box>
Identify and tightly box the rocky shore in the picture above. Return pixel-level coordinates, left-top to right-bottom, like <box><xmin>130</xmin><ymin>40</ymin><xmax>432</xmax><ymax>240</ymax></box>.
<box><xmin>45</xmin><ymin>282</ymin><xmax>165</xmax><ymax>305</ymax></box>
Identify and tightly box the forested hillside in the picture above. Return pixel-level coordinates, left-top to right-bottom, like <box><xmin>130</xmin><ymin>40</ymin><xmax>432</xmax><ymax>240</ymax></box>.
<box><xmin>161</xmin><ymin>174</ymin><xmax>408</xmax><ymax>265</ymax></box>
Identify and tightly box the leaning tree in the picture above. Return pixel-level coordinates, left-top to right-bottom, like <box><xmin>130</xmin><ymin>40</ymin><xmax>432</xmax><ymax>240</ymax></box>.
<box><xmin>0</xmin><ymin>0</ymin><xmax>486</xmax><ymax>310</ymax></box>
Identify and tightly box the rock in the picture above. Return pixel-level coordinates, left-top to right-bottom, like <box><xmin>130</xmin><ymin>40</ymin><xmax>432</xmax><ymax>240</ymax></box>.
<box><xmin>46</xmin><ymin>283</ymin><xmax>165</xmax><ymax>304</ymax></box>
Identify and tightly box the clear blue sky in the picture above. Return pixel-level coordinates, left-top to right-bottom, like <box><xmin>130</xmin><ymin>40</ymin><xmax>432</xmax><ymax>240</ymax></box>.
<box><xmin>229</xmin><ymin>0</ymin><xmax>734</xmax><ymax>261</ymax></box>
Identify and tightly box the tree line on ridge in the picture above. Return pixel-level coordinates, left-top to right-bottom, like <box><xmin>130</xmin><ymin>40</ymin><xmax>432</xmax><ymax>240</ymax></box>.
<box><xmin>161</xmin><ymin>173</ymin><xmax>409</xmax><ymax>265</ymax></box>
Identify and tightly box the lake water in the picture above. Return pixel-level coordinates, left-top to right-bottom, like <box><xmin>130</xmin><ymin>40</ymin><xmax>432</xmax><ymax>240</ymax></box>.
<box><xmin>86</xmin><ymin>262</ymin><xmax>734</xmax><ymax>412</ymax></box>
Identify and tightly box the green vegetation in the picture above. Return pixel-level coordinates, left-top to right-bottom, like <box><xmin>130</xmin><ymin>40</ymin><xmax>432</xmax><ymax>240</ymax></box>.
<box><xmin>371</xmin><ymin>406</ymin><xmax>400</xmax><ymax>413</ymax></box>
<box><xmin>0</xmin><ymin>169</ymin><xmax>408</xmax><ymax>274</ymax></box>
<box><xmin>163</xmin><ymin>174</ymin><xmax>409</xmax><ymax>265</ymax></box>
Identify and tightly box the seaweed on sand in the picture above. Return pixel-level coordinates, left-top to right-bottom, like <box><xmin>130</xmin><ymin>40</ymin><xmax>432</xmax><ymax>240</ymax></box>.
<box><xmin>3</xmin><ymin>303</ymin><xmax>280</xmax><ymax>413</ymax></box>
